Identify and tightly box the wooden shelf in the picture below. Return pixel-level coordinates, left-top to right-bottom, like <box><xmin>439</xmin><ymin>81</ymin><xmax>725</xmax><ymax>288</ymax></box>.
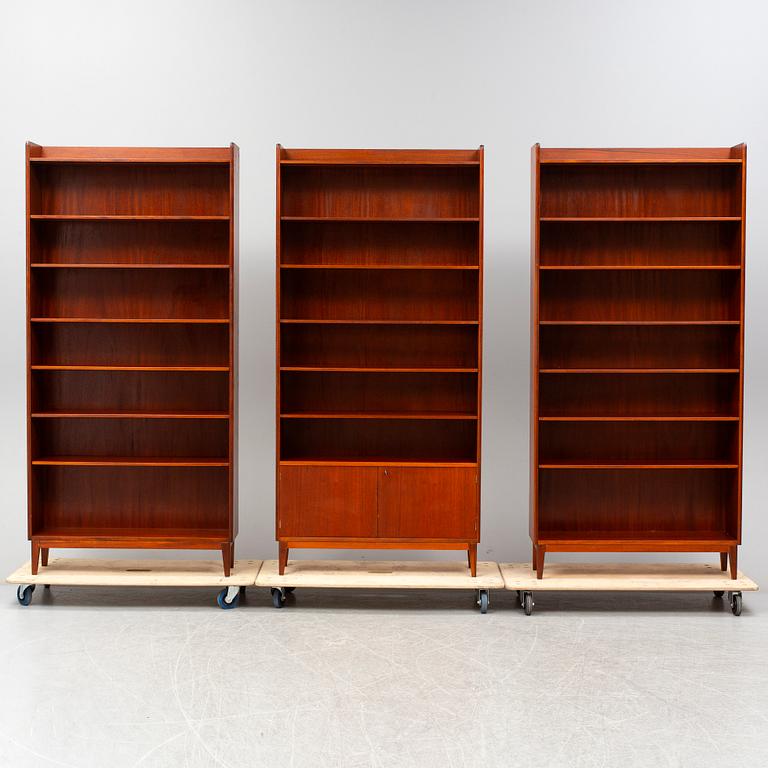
<box><xmin>281</xmin><ymin>216</ymin><xmax>479</xmax><ymax>222</ymax></box>
<box><xmin>32</xmin><ymin>411</ymin><xmax>229</xmax><ymax>419</ymax></box>
<box><xmin>539</xmin><ymin>416</ymin><xmax>739</xmax><ymax>422</ymax></box>
<box><xmin>276</xmin><ymin>145</ymin><xmax>483</xmax><ymax>566</ymax></box>
<box><xmin>280</xmin><ymin>411</ymin><xmax>477</xmax><ymax>420</ymax></box>
<box><xmin>31</xmin><ymin>263</ymin><xmax>229</xmax><ymax>269</ymax></box>
<box><xmin>530</xmin><ymin>143</ymin><xmax>746</xmax><ymax>577</ymax></box>
<box><xmin>26</xmin><ymin>142</ymin><xmax>238</xmax><ymax>574</ymax></box>
<box><xmin>30</xmin><ymin>318</ymin><xmax>230</xmax><ymax>324</ymax></box>
<box><xmin>31</xmin><ymin>215</ymin><xmax>229</xmax><ymax>221</ymax></box>
<box><xmin>280</xmin><ymin>264</ymin><xmax>479</xmax><ymax>270</ymax></box>
<box><xmin>539</xmin><ymin>461</ymin><xmax>738</xmax><ymax>469</ymax></box>
<box><xmin>32</xmin><ymin>456</ymin><xmax>230</xmax><ymax>467</ymax></box>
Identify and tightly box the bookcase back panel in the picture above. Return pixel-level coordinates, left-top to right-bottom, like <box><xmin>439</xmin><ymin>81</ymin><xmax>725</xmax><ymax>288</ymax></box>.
<box><xmin>32</xmin><ymin>466</ymin><xmax>229</xmax><ymax>532</ymax></box>
<box><xmin>32</xmin><ymin>371</ymin><xmax>229</xmax><ymax>413</ymax></box>
<box><xmin>539</xmin><ymin>221</ymin><xmax>741</xmax><ymax>266</ymax></box>
<box><xmin>539</xmin><ymin>373</ymin><xmax>739</xmax><ymax>417</ymax></box>
<box><xmin>281</xmin><ymin>221</ymin><xmax>479</xmax><ymax>266</ymax></box>
<box><xmin>538</xmin><ymin>469</ymin><xmax>737</xmax><ymax>536</ymax></box>
<box><xmin>31</xmin><ymin>268</ymin><xmax>229</xmax><ymax>319</ymax></box>
<box><xmin>280</xmin><ymin>418</ymin><xmax>477</xmax><ymax>462</ymax></box>
<box><xmin>31</xmin><ymin>220</ymin><xmax>229</xmax><ymax>264</ymax></box>
<box><xmin>31</xmin><ymin>163</ymin><xmax>229</xmax><ymax>216</ymax></box>
<box><xmin>281</xmin><ymin>269</ymin><xmax>478</xmax><ymax>321</ymax></box>
<box><xmin>539</xmin><ymin>325</ymin><xmax>740</xmax><ymax>369</ymax></box>
<box><xmin>32</xmin><ymin>323</ymin><xmax>229</xmax><ymax>367</ymax></box>
<box><xmin>280</xmin><ymin>371</ymin><xmax>478</xmax><ymax>415</ymax></box>
<box><xmin>32</xmin><ymin>419</ymin><xmax>229</xmax><ymax>460</ymax></box>
<box><xmin>539</xmin><ymin>421</ymin><xmax>738</xmax><ymax>464</ymax></box>
<box><xmin>281</xmin><ymin>166</ymin><xmax>479</xmax><ymax>219</ymax></box>
<box><xmin>280</xmin><ymin>324</ymin><xmax>478</xmax><ymax>369</ymax></box>
<box><xmin>540</xmin><ymin>165</ymin><xmax>741</xmax><ymax>218</ymax></box>
<box><xmin>539</xmin><ymin>270</ymin><xmax>740</xmax><ymax>321</ymax></box>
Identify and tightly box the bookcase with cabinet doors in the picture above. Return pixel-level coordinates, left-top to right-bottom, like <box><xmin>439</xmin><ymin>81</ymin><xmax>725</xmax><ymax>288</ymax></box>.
<box><xmin>26</xmin><ymin>143</ymin><xmax>238</xmax><ymax>575</ymax></box>
<box><xmin>276</xmin><ymin>146</ymin><xmax>484</xmax><ymax>575</ymax></box>
<box><xmin>530</xmin><ymin>144</ymin><xmax>746</xmax><ymax>579</ymax></box>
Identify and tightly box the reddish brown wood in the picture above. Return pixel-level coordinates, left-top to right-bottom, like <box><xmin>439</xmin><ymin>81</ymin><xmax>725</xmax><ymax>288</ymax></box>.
<box><xmin>276</xmin><ymin>147</ymin><xmax>483</xmax><ymax>562</ymax></box>
<box><xmin>531</xmin><ymin>146</ymin><xmax>746</xmax><ymax>578</ymax></box>
<box><xmin>26</xmin><ymin>144</ymin><xmax>238</xmax><ymax>570</ymax></box>
<box><xmin>720</xmin><ymin>552</ymin><xmax>728</xmax><ymax>571</ymax></box>
<box><xmin>40</xmin><ymin>548</ymin><xmax>49</xmax><ymax>567</ymax></box>
<box><xmin>729</xmin><ymin>544</ymin><xmax>738</xmax><ymax>579</ymax></box>
<box><xmin>278</xmin><ymin>542</ymin><xmax>289</xmax><ymax>575</ymax></box>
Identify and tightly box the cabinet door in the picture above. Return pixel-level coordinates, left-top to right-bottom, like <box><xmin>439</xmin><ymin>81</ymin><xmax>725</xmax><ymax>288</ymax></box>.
<box><xmin>377</xmin><ymin>467</ymin><xmax>478</xmax><ymax>539</ymax></box>
<box><xmin>278</xmin><ymin>466</ymin><xmax>377</xmax><ymax>538</ymax></box>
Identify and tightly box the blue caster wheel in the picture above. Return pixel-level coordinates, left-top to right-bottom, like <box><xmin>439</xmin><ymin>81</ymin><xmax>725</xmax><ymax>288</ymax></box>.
<box><xmin>217</xmin><ymin>587</ymin><xmax>240</xmax><ymax>609</ymax></box>
<box><xmin>271</xmin><ymin>588</ymin><xmax>285</xmax><ymax>608</ymax></box>
<box><xmin>17</xmin><ymin>585</ymin><xmax>35</xmax><ymax>606</ymax></box>
<box><xmin>477</xmin><ymin>589</ymin><xmax>489</xmax><ymax>614</ymax></box>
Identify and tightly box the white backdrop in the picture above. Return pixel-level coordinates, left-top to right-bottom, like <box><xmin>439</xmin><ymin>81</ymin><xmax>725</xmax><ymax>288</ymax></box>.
<box><xmin>1</xmin><ymin>0</ymin><xmax>766</xmax><ymax>582</ymax></box>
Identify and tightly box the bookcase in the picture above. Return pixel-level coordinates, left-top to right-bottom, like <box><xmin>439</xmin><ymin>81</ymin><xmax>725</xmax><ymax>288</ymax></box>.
<box><xmin>26</xmin><ymin>143</ymin><xmax>239</xmax><ymax>575</ymax></box>
<box><xmin>530</xmin><ymin>145</ymin><xmax>746</xmax><ymax>579</ymax></box>
<box><xmin>276</xmin><ymin>146</ymin><xmax>483</xmax><ymax>574</ymax></box>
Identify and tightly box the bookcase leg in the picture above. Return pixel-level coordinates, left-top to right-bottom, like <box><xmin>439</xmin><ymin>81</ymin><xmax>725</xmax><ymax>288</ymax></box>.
<box><xmin>278</xmin><ymin>543</ymin><xmax>289</xmax><ymax>575</ymax></box>
<box><xmin>720</xmin><ymin>552</ymin><xmax>728</xmax><ymax>572</ymax></box>
<box><xmin>729</xmin><ymin>546</ymin><xmax>738</xmax><ymax>580</ymax></box>
<box><xmin>41</xmin><ymin>548</ymin><xmax>49</xmax><ymax>567</ymax></box>
<box><xmin>532</xmin><ymin>543</ymin><xmax>538</xmax><ymax>572</ymax></box>
<box><xmin>536</xmin><ymin>546</ymin><xmax>546</xmax><ymax>580</ymax></box>
<box><xmin>31</xmin><ymin>542</ymin><xmax>40</xmax><ymax>576</ymax></box>
<box><xmin>221</xmin><ymin>545</ymin><xmax>232</xmax><ymax>577</ymax></box>
<box><xmin>468</xmin><ymin>543</ymin><xmax>477</xmax><ymax>577</ymax></box>
<box><xmin>229</xmin><ymin>542</ymin><xmax>235</xmax><ymax>569</ymax></box>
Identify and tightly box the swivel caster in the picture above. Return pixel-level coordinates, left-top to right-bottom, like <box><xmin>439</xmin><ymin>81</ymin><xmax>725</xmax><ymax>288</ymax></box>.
<box><xmin>521</xmin><ymin>591</ymin><xmax>533</xmax><ymax>616</ymax></box>
<box><xmin>216</xmin><ymin>586</ymin><xmax>241</xmax><ymax>609</ymax></box>
<box><xmin>271</xmin><ymin>587</ymin><xmax>286</xmax><ymax>609</ymax></box>
<box><xmin>16</xmin><ymin>584</ymin><xmax>35</xmax><ymax>606</ymax></box>
<box><xmin>730</xmin><ymin>591</ymin><xmax>742</xmax><ymax>616</ymax></box>
<box><xmin>476</xmin><ymin>589</ymin><xmax>489</xmax><ymax>614</ymax></box>
<box><xmin>713</xmin><ymin>590</ymin><xmax>725</xmax><ymax>598</ymax></box>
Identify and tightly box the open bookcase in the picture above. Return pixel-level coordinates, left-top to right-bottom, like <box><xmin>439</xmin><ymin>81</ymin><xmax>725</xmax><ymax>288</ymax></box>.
<box><xmin>26</xmin><ymin>143</ymin><xmax>239</xmax><ymax>574</ymax></box>
<box><xmin>530</xmin><ymin>145</ymin><xmax>746</xmax><ymax>578</ymax></box>
<box><xmin>276</xmin><ymin>146</ymin><xmax>483</xmax><ymax>574</ymax></box>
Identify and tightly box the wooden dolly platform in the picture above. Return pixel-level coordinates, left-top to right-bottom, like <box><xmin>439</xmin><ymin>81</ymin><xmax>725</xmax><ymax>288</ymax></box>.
<box><xmin>7</xmin><ymin>558</ymin><xmax>263</xmax><ymax>609</ymax></box>
<box><xmin>256</xmin><ymin>559</ymin><xmax>504</xmax><ymax>613</ymax></box>
<box><xmin>500</xmin><ymin>562</ymin><xmax>759</xmax><ymax>616</ymax></box>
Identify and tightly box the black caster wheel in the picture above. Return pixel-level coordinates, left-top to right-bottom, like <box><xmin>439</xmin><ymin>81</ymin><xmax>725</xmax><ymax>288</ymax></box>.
<box><xmin>713</xmin><ymin>590</ymin><xmax>725</xmax><ymax>598</ymax></box>
<box><xmin>271</xmin><ymin>587</ymin><xmax>285</xmax><ymax>609</ymax></box>
<box><xmin>216</xmin><ymin>587</ymin><xmax>240</xmax><ymax>610</ymax></box>
<box><xmin>731</xmin><ymin>592</ymin><xmax>742</xmax><ymax>616</ymax></box>
<box><xmin>523</xmin><ymin>591</ymin><xmax>533</xmax><ymax>616</ymax></box>
<box><xmin>477</xmin><ymin>589</ymin><xmax>489</xmax><ymax>614</ymax></box>
<box><xmin>16</xmin><ymin>585</ymin><xmax>35</xmax><ymax>606</ymax></box>
<box><xmin>283</xmin><ymin>586</ymin><xmax>296</xmax><ymax>594</ymax></box>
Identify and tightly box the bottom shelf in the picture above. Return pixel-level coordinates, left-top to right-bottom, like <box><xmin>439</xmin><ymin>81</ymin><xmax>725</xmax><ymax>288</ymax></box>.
<box><xmin>536</xmin><ymin>531</ymin><xmax>736</xmax><ymax>551</ymax></box>
<box><xmin>31</xmin><ymin>527</ymin><xmax>230</xmax><ymax>546</ymax></box>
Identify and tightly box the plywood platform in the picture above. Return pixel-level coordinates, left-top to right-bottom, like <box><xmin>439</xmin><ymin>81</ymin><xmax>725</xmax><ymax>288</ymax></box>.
<box><xmin>500</xmin><ymin>562</ymin><xmax>759</xmax><ymax>592</ymax></box>
<box><xmin>7</xmin><ymin>558</ymin><xmax>262</xmax><ymax>588</ymax></box>
<box><xmin>256</xmin><ymin>559</ymin><xmax>504</xmax><ymax>589</ymax></box>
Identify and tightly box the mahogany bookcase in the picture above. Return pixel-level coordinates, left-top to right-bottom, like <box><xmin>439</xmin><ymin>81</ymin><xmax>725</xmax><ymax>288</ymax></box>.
<box><xmin>276</xmin><ymin>146</ymin><xmax>484</xmax><ymax>575</ymax></box>
<box><xmin>26</xmin><ymin>143</ymin><xmax>239</xmax><ymax>575</ymax></box>
<box><xmin>530</xmin><ymin>144</ymin><xmax>746</xmax><ymax>579</ymax></box>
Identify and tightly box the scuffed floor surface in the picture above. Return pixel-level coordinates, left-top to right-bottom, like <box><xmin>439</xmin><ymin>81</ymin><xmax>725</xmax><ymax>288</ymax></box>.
<box><xmin>0</xmin><ymin>586</ymin><xmax>766</xmax><ymax>767</ymax></box>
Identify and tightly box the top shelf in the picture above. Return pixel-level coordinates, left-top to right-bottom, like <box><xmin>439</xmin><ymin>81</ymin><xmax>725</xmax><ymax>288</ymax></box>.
<box><xmin>540</xmin><ymin>217</ymin><xmax>742</xmax><ymax>223</ymax></box>
<box><xmin>28</xmin><ymin>146</ymin><xmax>233</xmax><ymax>164</ymax></box>
<box><xmin>539</xmin><ymin>147</ymin><xmax>744</xmax><ymax>164</ymax></box>
<box><xmin>30</xmin><ymin>215</ymin><xmax>229</xmax><ymax>222</ymax></box>
<box><xmin>278</xmin><ymin>148</ymin><xmax>482</xmax><ymax>165</ymax></box>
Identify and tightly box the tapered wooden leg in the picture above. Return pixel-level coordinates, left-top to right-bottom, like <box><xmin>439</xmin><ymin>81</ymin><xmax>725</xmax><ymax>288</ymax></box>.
<box><xmin>278</xmin><ymin>542</ymin><xmax>289</xmax><ymax>575</ymax></box>
<box><xmin>536</xmin><ymin>545</ymin><xmax>546</xmax><ymax>580</ymax></box>
<box><xmin>720</xmin><ymin>552</ymin><xmax>728</xmax><ymax>572</ymax></box>
<box><xmin>41</xmin><ymin>548</ymin><xmax>49</xmax><ymax>567</ymax></box>
<box><xmin>221</xmin><ymin>544</ymin><xmax>231</xmax><ymax>577</ymax></box>
<box><xmin>729</xmin><ymin>545</ymin><xmax>738</xmax><ymax>580</ymax></box>
<box><xmin>468</xmin><ymin>543</ymin><xmax>477</xmax><ymax>577</ymax></box>
<box><xmin>229</xmin><ymin>541</ymin><xmax>235</xmax><ymax>571</ymax></box>
<box><xmin>31</xmin><ymin>542</ymin><xmax>41</xmax><ymax>576</ymax></box>
<box><xmin>532</xmin><ymin>543</ymin><xmax>538</xmax><ymax>572</ymax></box>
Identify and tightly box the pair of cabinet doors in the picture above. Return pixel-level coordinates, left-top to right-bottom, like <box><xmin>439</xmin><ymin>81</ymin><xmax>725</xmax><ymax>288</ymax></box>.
<box><xmin>278</xmin><ymin>466</ymin><xmax>478</xmax><ymax>540</ymax></box>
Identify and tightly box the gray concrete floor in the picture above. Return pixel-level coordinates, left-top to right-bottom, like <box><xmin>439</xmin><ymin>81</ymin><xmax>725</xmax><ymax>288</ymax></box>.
<box><xmin>0</xmin><ymin>586</ymin><xmax>766</xmax><ymax>768</ymax></box>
